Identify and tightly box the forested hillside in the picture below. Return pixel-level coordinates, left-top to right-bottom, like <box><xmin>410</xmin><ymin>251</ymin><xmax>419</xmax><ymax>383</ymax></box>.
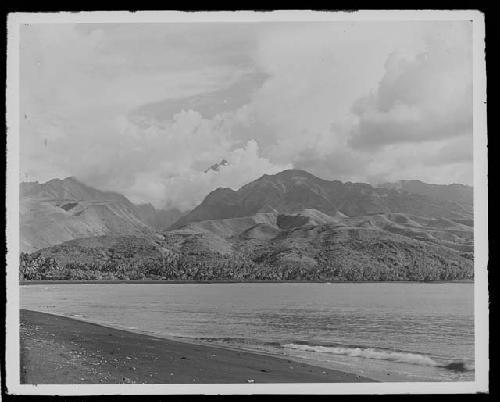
<box><xmin>20</xmin><ymin>224</ymin><xmax>473</xmax><ymax>281</ymax></box>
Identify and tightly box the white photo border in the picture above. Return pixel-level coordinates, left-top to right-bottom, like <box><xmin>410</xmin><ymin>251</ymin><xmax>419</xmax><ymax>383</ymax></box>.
<box><xmin>5</xmin><ymin>9</ymin><xmax>488</xmax><ymax>395</ymax></box>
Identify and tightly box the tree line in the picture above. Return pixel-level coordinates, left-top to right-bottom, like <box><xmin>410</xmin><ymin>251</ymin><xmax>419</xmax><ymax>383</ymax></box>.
<box><xmin>19</xmin><ymin>237</ymin><xmax>473</xmax><ymax>281</ymax></box>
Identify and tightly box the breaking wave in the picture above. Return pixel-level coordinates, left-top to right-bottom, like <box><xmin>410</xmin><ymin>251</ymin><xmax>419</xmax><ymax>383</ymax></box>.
<box><xmin>282</xmin><ymin>343</ymin><xmax>474</xmax><ymax>372</ymax></box>
<box><xmin>189</xmin><ymin>337</ymin><xmax>474</xmax><ymax>373</ymax></box>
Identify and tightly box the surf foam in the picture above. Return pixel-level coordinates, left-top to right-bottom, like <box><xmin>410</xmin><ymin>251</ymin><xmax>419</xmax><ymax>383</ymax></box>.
<box><xmin>282</xmin><ymin>343</ymin><xmax>473</xmax><ymax>371</ymax></box>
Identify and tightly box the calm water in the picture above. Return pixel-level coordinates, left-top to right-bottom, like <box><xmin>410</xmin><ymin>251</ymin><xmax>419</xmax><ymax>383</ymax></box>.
<box><xmin>20</xmin><ymin>283</ymin><xmax>474</xmax><ymax>382</ymax></box>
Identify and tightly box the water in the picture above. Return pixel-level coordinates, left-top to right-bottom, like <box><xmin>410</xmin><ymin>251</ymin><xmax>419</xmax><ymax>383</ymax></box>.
<box><xmin>20</xmin><ymin>282</ymin><xmax>474</xmax><ymax>382</ymax></box>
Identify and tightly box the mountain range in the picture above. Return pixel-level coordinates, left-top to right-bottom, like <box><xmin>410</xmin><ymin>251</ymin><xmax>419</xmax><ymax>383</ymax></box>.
<box><xmin>172</xmin><ymin>170</ymin><xmax>472</xmax><ymax>228</ymax></box>
<box><xmin>20</xmin><ymin>177</ymin><xmax>182</xmax><ymax>252</ymax></box>
<box><xmin>19</xmin><ymin>170</ymin><xmax>474</xmax><ymax>281</ymax></box>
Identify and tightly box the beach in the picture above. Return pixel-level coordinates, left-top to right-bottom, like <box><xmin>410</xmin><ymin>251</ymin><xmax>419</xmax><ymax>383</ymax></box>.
<box><xmin>20</xmin><ymin>309</ymin><xmax>374</xmax><ymax>384</ymax></box>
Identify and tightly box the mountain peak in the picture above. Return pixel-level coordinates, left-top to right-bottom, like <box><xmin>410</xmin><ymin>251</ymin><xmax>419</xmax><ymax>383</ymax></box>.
<box><xmin>171</xmin><ymin>169</ymin><xmax>474</xmax><ymax>228</ymax></box>
<box><xmin>63</xmin><ymin>176</ymin><xmax>81</xmax><ymax>183</ymax></box>
<box><xmin>44</xmin><ymin>176</ymin><xmax>78</xmax><ymax>183</ymax></box>
<box><xmin>274</xmin><ymin>169</ymin><xmax>316</xmax><ymax>178</ymax></box>
<box><xmin>204</xmin><ymin>159</ymin><xmax>229</xmax><ymax>173</ymax></box>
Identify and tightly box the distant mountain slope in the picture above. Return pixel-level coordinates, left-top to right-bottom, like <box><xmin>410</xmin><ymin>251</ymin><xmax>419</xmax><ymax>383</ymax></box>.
<box><xmin>20</xmin><ymin>177</ymin><xmax>156</xmax><ymax>252</ymax></box>
<box><xmin>235</xmin><ymin>223</ymin><xmax>472</xmax><ymax>281</ymax></box>
<box><xmin>204</xmin><ymin>159</ymin><xmax>229</xmax><ymax>173</ymax></box>
<box><xmin>20</xmin><ymin>171</ymin><xmax>474</xmax><ymax>256</ymax></box>
<box><xmin>171</xmin><ymin>170</ymin><xmax>473</xmax><ymax>229</ymax></box>
<box><xmin>378</xmin><ymin>180</ymin><xmax>473</xmax><ymax>208</ymax></box>
<box><xmin>173</xmin><ymin>208</ymin><xmax>473</xmax><ymax>254</ymax></box>
<box><xmin>342</xmin><ymin>213</ymin><xmax>473</xmax><ymax>253</ymax></box>
<box><xmin>135</xmin><ymin>203</ymin><xmax>184</xmax><ymax>230</ymax></box>
<box><xmin>178</xmin><ymin>213</ymin><xmax>278</xmax><ymax>239</ymax></box>
<box><xmin>20</xmin><ymin>213</ymin><xmax>473</xmax><ymax>281</ymax></box>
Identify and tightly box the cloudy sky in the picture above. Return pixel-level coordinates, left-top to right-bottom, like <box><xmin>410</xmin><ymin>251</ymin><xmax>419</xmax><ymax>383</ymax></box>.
<box><xmin>20</xmin><ymin>20</ymin><xmax>473</xmax><ymax>210</ymax></box>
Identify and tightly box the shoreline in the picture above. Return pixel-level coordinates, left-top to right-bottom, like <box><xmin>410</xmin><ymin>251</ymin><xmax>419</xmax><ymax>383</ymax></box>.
<box><xmin>20</xmin><ymin>279</ymin><xmax>474</xmax><ymax>285</ymax></box>
<box><xmin>20</xmin><ymin>309</ymin><xmax>375</xmax><ymax>384</ymax></box>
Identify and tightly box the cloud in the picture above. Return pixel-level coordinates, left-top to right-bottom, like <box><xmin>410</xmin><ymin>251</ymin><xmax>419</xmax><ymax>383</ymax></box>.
<box><xmin>422</xmin><ymin>135</ymin><xmax>473</xmax><ymax>167</ymax></box>
<box><xmin>25</xmin><ymin>104</ymin><xmax>289</xmax><ymax>210</ymax></box>
<box><xmin>19</xmin><ymin>21</ymin><xmax>475</xmax><ymax>210</ymax></box>
<box><xmin>19</xmin><ymin>23</ymin><xmax>281</xmax><ymax>209</ymax></box>
<box><xmin>360</xmin><ymin>137</ymin><xmax>474</xmax><ymax>186</ymax></box>
<box><xmin>138</xmin><ymin>140</ymin><xmax>290</xmax><ymax>210</ymax></box>
<box><xmin>129</xmin><ymin>71</ymin><xmax>269</xmax><ymax>123</ymax></box>
<box><xmin>292</xmin><ymin>147</ymin><xmax>370</xmax><ymax>183</ymax></box>
<box><xmin>349</xmin><ymin>22</ymin><xmax>472</xmax><ymax>150</ymax></box>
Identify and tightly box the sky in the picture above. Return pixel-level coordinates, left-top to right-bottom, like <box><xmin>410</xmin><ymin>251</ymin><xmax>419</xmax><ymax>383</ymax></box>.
<box><xmin>19</xmin><ymin>20</ymin><xmax>473</xmax><ymax>210</ymax></box>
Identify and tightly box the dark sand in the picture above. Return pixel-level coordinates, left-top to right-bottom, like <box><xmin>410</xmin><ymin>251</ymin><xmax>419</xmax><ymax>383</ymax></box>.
<box><xmin>20</xmin><ymin>309</ymin><xmax>375</xmax><ymax>384</ymax></box>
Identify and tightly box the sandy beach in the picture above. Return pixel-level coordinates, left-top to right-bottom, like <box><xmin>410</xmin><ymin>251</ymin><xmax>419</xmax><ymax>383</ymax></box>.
<box><xmin>20</xmin><ymin>309</ymin><xmax>374</xmax><ymax>384</ymax></box>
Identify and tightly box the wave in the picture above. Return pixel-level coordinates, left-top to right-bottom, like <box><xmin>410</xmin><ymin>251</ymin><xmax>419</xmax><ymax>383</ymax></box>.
<box><xmin>188</xmin><ymin>337</ymin><xmax>474</xmax><ymax>373</ymax></box>
<box><xmin>282</xmin><ymin>343</ymin><xmax>474</xmax><ymax>372</ymax></box>
<box><xmin>190</xmin><ymin>337</ymin><xmax>251</xmax><ymax>344</ymax></box>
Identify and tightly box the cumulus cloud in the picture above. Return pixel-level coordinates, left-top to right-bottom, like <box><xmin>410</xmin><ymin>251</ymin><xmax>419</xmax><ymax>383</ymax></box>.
<box><xmin>58</xmin><ymin>108</ymin><xmax>288</xmax><ymax>209</ymax></box>
<box><xmin>133</xmin><ymin>140</ymin><xmax>290</xmax><ymax>210</ymax></box>
<box><xmin>365</xmin><ymin>142</ymin><xmax>472</xmax><ymax>184</ymax></box>
<box><xmin>19</xmin><ymin>23</ymin><xmax>284</xmax><ymax>209</ymax></box>
<box><xmin>19</xmin><ymin>20</ymin><xmax>474</xmax><ymax>211</ymax></box>
<box><xmin>349</xmin><ymin>22</ymin><xmax>472</xmax><ymax>150</ymax></box>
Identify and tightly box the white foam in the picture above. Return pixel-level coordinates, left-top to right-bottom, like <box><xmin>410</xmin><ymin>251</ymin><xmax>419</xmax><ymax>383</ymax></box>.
<box><xmin>283</xmin><ymin>344</ymin><xmax>441</xmax><ymax>367</ymax></box>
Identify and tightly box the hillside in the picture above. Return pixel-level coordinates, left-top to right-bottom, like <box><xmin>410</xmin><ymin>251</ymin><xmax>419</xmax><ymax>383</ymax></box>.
<box><xmin>20</xmin><ymin>171</ymin><xmax>473</xmax><ymax>253</ymax></box>
<box><xmin>379</xmin><ymin>180</ymin><xmax>473</xmax><ymax>208</ymax></box>
<box><xmin>20</xmin><ymin>209</ymin><xmax>473</xmax><ymax>281</ymax></box>
<box><xmin>179</xmin><ymin>213</ymin><xmax>278</xmax><ymax>239</ymax></box>
<box><xmin>171</xmin><ymin>170</ymin><xmax>473</xmax><ymax>229</ymax></box>
<box><xmin>20</xmin><ymin>177</ymin><xmax>161</xmax><ymax>252</ymax></box>
<box><xmin>19</xmin><ymin>170</ymin><xmax>474</xmax><ymax>282</ymax></box>
<box><xmin>135</xmin><ymin>203</ymin><xmax>184</xmax><ymax>230</ymax></box>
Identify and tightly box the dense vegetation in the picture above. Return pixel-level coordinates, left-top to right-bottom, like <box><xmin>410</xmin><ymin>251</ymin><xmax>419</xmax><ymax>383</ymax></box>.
<box><xmin>19</xmin><ymin>232</ymin><xmax>473</xmax><ymax>281</ymax></box>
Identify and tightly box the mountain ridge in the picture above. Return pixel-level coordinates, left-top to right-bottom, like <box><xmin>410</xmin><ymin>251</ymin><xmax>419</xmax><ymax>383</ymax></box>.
<box><xmin>378</xmin><ymin>180</ymin><xmax>473</xmax><ymax>207</ymax></box>
<box><xmin>20</xmin><ymin>171</ymin><xmax>474</xmax><ymax>254</ymax></box>
<box><xmin>19</xmin><ymin>171</ymin><xmax>474</xmax><ymax>281</ymax></box>
<box><xmin>20</xmin><ymin>176</ymin><xmax>178</xmax><ymax>252</ymax></box>
<box><xmin>20</xmin><ymin>210</ymin><xmax>473</xmax><ymax>281</ymax></box>
<box><xmin>171</xmin><ymin>169</ymin><xmax>473</xmax><ymax>229</ymax></box>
